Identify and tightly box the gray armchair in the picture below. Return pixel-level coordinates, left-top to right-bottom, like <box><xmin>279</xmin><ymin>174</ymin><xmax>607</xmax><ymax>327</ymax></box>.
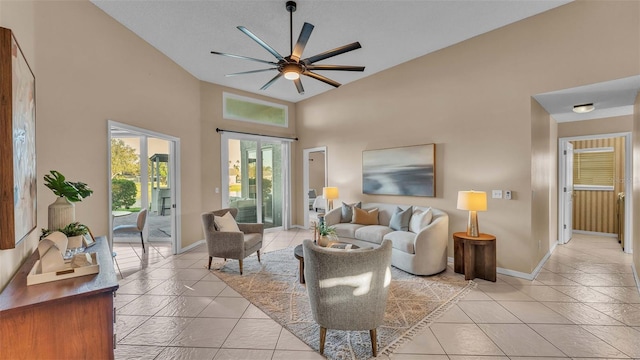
<box><xmin>201</xmin><ymin>208</ymin><xmax>263</xmax><ymax>274</ymax></box>
<box><xmin>303</xmin><ymin>239</ymin><xmax>392</xmax><ymax>357</ymax></box>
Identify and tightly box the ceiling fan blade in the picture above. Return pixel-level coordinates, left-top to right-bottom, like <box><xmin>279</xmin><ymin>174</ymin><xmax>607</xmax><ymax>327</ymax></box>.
<box><xmin>306</xmin><ymin>65</ymin><xmax>365</xmax><ymax>72</ymax></box>
<box><xmin>303</xmin><ymin>42</ymin><xmax>362</xmax><ymax>64</ymax></box>
<box><xmin>260</xmin><ymin>72</ymin><xmax>283</xmax><ymax>90</ymax></box>
<box><xmin>237</xmin><ymin>26</ymin><xmax>285</xmax><ymax>61</ymax></box>
<box><xmin>211</xmin><ymin>51</ymin><xmax>278</xmax><ymax>66</ymax></box>
<box><xmin>294</xmin><ymin>78</ymin><xmax>305</xmax><ymax>94</ymax></box>
<box><xmin>226</xmin><ymin>68</ymin><xmax>277</xmax><ymax>77</ymax></box>
<box><xmin>303</xmin><ymin>71</ymin><xmax>341</xmax><ymax>88</ymax></box>
<box><xmin>290</xmin><ymin>22</ymin><xmax>314</xmax><ymax>62</ymax></box>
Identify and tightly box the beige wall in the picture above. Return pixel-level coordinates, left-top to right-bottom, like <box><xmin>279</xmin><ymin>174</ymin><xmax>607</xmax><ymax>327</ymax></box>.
<box><xmin>558</xmin><ymin>115</ymin><xmax>633</xmax><ymax>138</ymax></box>
<box><xmin>634</xmin><ymin>92</ymin><xmax>640</xmax><ymax>280</ymax></box>
<box><xmin>295</xmin><ymin>1</ymin><xmax>639</xmax><ymax>274</ymax></box>
<box><xmin>531</xmin><ymin>100</ymin><xmax>554</xmax><ymax>263</ymax></box>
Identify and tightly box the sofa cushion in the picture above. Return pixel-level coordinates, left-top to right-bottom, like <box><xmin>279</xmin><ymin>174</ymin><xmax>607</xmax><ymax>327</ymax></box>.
<box><xmin>383</xmin><ymin>231</ymin><xmax>416</xmax><ymax>254</ymax></box>
<box><xmin>333</xmin><ymin>223</ymin><xmax>365</xmax><ymax>239</ymax></box>
<box><xmin>352</xmin><ymin>207</ymin><xmax>379</xmax><ymax>225</ymax></box>
<box><xmin>341</xmin><ymin>201</ymin><xmax>361</xmax><ymax>223</ymax></box>
<box><xmin>355</xmin><ymin>225</ymin><xmax>393</xmax><ymax>245</ymax></box>
<box><xmin>409</xmin><ymin>207</ymin><xmax>433</xmax><ymax>233</ymax></box>
<box><xmin>389</xmin><ymin>206</ymin><xmax>413</xmax><ymax>231</ymax></box>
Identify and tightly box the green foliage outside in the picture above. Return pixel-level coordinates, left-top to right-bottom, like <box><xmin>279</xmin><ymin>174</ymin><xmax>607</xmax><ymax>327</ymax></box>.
<box><xmin>111</xmin><ymin>139</ymin><xmax>139</xmax><ymax>178</ymax></box>
<box><xmin>112</xmin><ymin>178</ymin><xmax>137</xmax><ymax>210</ymax></box>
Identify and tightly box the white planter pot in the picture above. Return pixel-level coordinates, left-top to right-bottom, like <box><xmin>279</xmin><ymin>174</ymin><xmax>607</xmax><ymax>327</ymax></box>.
<box><xmin>67</xmin><ymin>235</ymin><xmax>84</xmax><ymax>249</ymax></box>
<box><xmin>48</xmin><ymin>197</ymin><xmax>75</xmax><ymax>230</ymax></box>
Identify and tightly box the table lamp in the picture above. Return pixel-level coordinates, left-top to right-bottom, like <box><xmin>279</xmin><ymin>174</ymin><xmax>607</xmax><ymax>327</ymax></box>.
<box><xmin>323</xmin><ymin>187</ymin><xmax>339</xmax><ymax>211</ymax></box>
<box><xmin>457</xmin><ymin>190</ymin><xmax>487</xmax><ymax>237</ymax></box>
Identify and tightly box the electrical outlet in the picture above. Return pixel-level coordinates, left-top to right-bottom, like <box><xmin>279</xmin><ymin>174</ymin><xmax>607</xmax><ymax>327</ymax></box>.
<box><xmin>215</xmin><ymin>187</ymin><xmax>219</xmax><ymax>194</ymax></box>
<box><xmin>505</xmin><ymin>190</ymin><xmax>512</xmax><ymax>200</ymax></box>
<box><xmin>492</xmin><ymin>190</ymin><xmax>503</xmax><ymax>199</ymax></box>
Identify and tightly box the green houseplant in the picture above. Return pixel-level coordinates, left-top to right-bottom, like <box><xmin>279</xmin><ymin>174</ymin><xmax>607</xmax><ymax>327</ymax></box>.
<box><xmin>316</xmin><ymin>221</ymin><xmax>337</xmax><ymax>247</ymax></box>
<box><xmin>44</xmin><ymin>170</ymin><xmax>93</xmax><ymax>231</ymax></box>
<box><xmin>44</xmin><ymin>170</ymin><xmax>93</xmax><ymax>202</ymax></box>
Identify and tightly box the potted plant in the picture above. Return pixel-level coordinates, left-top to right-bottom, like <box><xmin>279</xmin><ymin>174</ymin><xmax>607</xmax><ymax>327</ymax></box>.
<box><xmin>316</xmin><ymin>221</ymin><xmax>337</xmax><ymax>247</ymax></box>
<box><xmin>44</xmin><ymin>170</ymin><xmax>93</xmax><ymax>231</ymax></box>
<box><xmin>41</xmin><ymin>222</ymin><xmax>89</xmax><ymax>249</ymax></box>
<box><xmin>60</xmin><ymin>222</ymin><xmax>89</xmax><ymax>249</ymax></box>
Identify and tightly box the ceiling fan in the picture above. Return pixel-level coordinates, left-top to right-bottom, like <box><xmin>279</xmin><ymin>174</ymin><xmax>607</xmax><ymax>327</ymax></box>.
<box><xmin>211</xmin><ymin>1</ymin><xmax>365</xmax><ymax>95</ymax></box>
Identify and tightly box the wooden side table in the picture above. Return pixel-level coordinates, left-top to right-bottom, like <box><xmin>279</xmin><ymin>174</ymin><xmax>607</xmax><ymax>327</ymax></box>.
<box><xmin>453</xmin><ymin>232</ymin><xmax>497</xmax><ymax>282</ymax></box>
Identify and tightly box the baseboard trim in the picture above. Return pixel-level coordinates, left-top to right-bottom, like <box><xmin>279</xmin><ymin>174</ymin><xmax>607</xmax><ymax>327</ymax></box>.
<box><xmin>179</xmin><ymin>239</ymin><xmax>205</xmax><ymax>254</ymax></box>
<box><xmin>572</xmin><ymin>230</ymin><xmax>617</xmax><ymax>238</ymax></box>
<box><xmin>447</xmin><ymin>241</ymin><xmax>557</xmax><ymax>281</ymax></box>
<box><xmin>633</xmin><ymin>262</ymin><xmax>640</xmax><ymax>295</ymax></box>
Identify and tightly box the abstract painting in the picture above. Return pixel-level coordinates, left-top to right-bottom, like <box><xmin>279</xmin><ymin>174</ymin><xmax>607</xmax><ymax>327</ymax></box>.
<box><xmin>363</xmin><ymin>144</ymin><xmax>435</xmax><ymax>197</ymax></box>
<box><xmin>0</xmin><ymin>28</ymin><xmax>36</xmax><ymax>249</ymax></box>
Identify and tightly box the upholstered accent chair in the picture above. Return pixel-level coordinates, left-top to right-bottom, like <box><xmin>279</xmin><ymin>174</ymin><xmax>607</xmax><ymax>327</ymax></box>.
<box><xmin>201</xmin><ymin>208</ymin><xmax>263</xmax><ymax>275</ymax></box>
<box><xmin>113</xmin><ymin>208</ymin><xmax>148</xmax><ymax>253</ymax></box>
<box><xmin>303</xmin><ymin>239</ymin><xmax>392</xmax><ymax>357</ymax></box>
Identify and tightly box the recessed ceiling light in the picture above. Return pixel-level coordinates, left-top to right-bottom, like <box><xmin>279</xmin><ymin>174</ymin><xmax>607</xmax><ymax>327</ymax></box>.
<box><xmin>573</xmin><ymin>103</ymin><xmax>595</xmax><ymax>113</ymax></box>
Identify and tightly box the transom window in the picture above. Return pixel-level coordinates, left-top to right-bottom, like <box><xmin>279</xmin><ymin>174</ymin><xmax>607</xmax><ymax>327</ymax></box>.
<box><xmin>223</xmin><ymin>92</ymin><xmax>288</xmax><ymax>127</ymax></box>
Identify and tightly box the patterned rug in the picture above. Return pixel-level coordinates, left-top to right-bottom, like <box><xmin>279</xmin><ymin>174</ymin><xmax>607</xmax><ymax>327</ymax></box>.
<box><xmin>212</xmin><ymin>247</ymin><xmax>474</xmax><ymax>360</ymax></box>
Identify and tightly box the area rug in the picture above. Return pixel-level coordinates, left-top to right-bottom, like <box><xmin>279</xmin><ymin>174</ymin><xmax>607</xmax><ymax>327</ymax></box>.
<box><xmin>212</xmin><ymin>248</ymin><xmax>475</xmax><ymax>360</ymax></box>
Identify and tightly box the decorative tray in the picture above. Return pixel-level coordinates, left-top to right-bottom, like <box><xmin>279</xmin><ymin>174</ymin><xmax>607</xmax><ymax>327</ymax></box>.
<box><xmin>27</xmin><ymin>253</ymin><xmax>99</xmax><ymax>286</ymax></box>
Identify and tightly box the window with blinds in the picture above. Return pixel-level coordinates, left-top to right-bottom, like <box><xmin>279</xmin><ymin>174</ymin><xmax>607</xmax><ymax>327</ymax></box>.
<box><xmin>573</xmin><ymin>147</ymin><xmax>614</xmax><ymax>190</ymax></box>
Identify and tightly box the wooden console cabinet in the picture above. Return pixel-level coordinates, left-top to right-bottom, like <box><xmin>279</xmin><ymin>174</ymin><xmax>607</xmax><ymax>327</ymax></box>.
<box><xmin>0</xmin><ymin>236</ymin><xmax>119</xmax><ymax>359</ymax></box>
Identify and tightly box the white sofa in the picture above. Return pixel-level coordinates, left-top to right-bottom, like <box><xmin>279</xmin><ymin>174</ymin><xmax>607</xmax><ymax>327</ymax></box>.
<box><xmin>323</xmin><ymin>202</ymin><xmax>449</xmax><ymax>276</ymax></box>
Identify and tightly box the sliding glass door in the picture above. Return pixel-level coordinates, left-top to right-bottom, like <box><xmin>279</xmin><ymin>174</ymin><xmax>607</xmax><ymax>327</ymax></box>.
<box><xmin>223</xmin><ymin>134</ymin><xmax>288</xmax><ymax>230</ymax></box>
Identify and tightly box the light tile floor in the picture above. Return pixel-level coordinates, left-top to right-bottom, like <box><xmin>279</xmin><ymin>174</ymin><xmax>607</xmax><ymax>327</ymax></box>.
<box><xmin>113</xmin><ymin>231</ymin><xmax>640</xmax><ymax>360</ymax></box>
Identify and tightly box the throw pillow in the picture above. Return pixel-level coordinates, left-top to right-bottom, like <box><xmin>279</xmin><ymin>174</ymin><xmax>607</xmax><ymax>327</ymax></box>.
<box><xmin>340</xmin><ymin>201</ymin><xmax>362</xmax><ymax>223</ymax></box>
<box><xmin>214</xmin><ymin>211</ymin><xmax>241</xmax><ymax>232</ymax></box>
<box><xmin>409</xmin><ymin>207</ymin><xmax>433</xmax><ymax>233</ymax></box>
<box><xmin>352</xmin><ymin>207</ymin><xmax>379</xmax><ymax>225</ymax></box>
<box><xmin>389</xmin><ymin>206</ymin><xmax>413</xmax><ymax>231</ymax></box>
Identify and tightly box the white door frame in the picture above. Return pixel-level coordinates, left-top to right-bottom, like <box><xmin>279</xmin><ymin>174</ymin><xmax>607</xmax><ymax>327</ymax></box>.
<box><xmin>108</xmin><ymin>120</ymin><xmax>182</xmax><ymax>255</ymax></box>
<box><xmin>220</xmin><ymin>132</ymin><xmax>292</xmax><ymax>231</ymax></box>
<box><xmin>558</xmin><ymin>132</ymin><xmax>632</xmax><ymax>254</ymax></box>
<box><xmin>303</xmin><ymin>146</ymin><xmax>327</xmax><ymax>229</ymax></box>
<box><xmin>559</xmin><ymin>141</ymin><xmax>574</xmax><ymax>245</ymax></box>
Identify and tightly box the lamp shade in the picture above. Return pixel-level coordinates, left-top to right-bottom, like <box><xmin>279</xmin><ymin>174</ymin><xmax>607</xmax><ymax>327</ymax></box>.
<box><xmin>323</xmin><ymin>187</ymin><xmax>339</xmax><ymax>200</ymax></box>
<box><xmin>457</xmin><ymin>191</ymin><xmax>487</xmax><ymax>211</ymax></box>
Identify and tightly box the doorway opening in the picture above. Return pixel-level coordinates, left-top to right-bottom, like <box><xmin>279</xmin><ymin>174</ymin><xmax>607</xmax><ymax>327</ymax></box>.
<box><xmin>558</xmin><ymin>132</ymin><xmax>632</xmax><ymax>254</ymax></box>
<box><xmin>303</xmin><ymin>147</ymin><xmax>327</xmax><ymax>229</ymax></box>
<box><xmin>108</xmin><ymin>121</ymin><xmax>181</xmax><ymax>255</ymax></box>
<box><xmin>221</xmin><ymin>132</ymin><xmax>291</xmax><ymax>231</ymax></box>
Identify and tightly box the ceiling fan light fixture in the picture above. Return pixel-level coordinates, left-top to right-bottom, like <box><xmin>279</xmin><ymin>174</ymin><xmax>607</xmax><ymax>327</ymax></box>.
<box><xmin>573</xmin><ymin>103</ymin><xmax>595</xmax><ymax>113</ymax></box>
<box><xmin>282</xmin><ymin>63</ymin><xmax>301</xmax><ymax>80</ymax></box>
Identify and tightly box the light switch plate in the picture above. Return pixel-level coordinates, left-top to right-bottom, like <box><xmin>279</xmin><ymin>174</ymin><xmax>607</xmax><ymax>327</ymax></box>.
<box><xmin>505</xmin><ymin>190</ymin><xmax>512</xmax><ymax>200</ymax></box>
<box><xmin>492</xmin><ymin>190</ymin><xmax>503</xmax><ymax>199</ymax></box>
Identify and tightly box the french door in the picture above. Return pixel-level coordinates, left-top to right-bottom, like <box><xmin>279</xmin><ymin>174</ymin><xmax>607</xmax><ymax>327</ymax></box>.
<box><xmin>108</xmin><ymin>121</ymin><xmax>180</xmax><ymax>254</ymax></box>
<box><xmin>221</xmin><ymin>133</ymin><xmax>289</xmax><ymax>230</ymax></box>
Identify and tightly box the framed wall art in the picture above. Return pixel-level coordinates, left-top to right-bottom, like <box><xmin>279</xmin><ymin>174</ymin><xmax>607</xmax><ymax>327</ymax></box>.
<box><xmin>0</xmin><ymin>27</ymin><xmax>36</xmax><ymax>249</ymax></box>
<box><xmin>362</xmin><ymin>144</ymin><xmax>435</xmax><ymax>197</ymax></box>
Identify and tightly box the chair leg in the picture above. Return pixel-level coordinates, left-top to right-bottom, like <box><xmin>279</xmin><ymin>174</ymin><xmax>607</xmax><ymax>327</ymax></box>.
<box><xmin>370</xmin><ymin>329</ymin><xmax>377</xmax><ymax>357</ymax></box>
<box><xmin>239</xmin><ymin>259</ymin><xmax>243</xmax><ymax>275</ymax></box>
<box><xmin>319</xmin><ymin>327</ymin><xmax>327</xmax><ymax>355</ymax></box>
<box><xmin>139</xmin><ymin>232</ymin><xmax>145</xmax><ymax>253</ymax></box>
<box><xmin>257</xmin><ymin>250</ymin><xmax>261</xmax><ymax>262</ymax></box>
<box><xmin>208</xmin><ymin>256</ymin><xmax>213</xmax><ymax>270</ymax></box>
